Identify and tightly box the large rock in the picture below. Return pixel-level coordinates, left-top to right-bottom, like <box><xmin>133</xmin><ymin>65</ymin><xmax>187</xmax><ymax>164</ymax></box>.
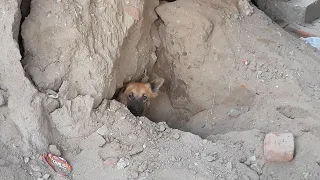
<box><xmin>22</xmin><ymin>0</ymin><xmax>159</xmax><ymax>107</ymax></box>
<box><xmin>0</xmin><ymin>0</ymin><xmax>50</xmax><ymax>153</ymax></box>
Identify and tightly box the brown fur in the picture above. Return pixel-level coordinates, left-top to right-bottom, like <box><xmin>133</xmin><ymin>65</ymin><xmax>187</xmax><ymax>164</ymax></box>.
<box><xmin>116</xmin><ymin>78</ymin><xmax>164</xmax><ymax>116</ymax></box>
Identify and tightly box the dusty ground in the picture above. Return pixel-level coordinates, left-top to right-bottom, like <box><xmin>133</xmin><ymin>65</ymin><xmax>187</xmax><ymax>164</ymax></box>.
<box><xmin>1</xmin><ymin>0</ymin><xmax>320</xmax><ymax>180</ymax></box>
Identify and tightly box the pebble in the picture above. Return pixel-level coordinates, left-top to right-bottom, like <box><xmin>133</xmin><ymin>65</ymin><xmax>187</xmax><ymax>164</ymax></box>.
<box><xmin>239</xmin><ymin>157</ymin><xmax>247</xmax><ymax>163</ymax></box>
<box><xmin>96</xmin><ymin>125</ymin><xmax>109</xmax><ymax>136</ymax></box>
<box><xmin>49</xmin><ymin>145</ymin><xmax>61</xmax><ymax>156</ymax></box>
<box><xmin>138</xmin><ymin>163</ymin><xmax>147</xmax><ymax>172</ymax></box>
<box><xmin>172</xmin><ymin>133</ymin><xmax>180</xmax><ymax>140</ymax></box>
<box><xmin>0</xmin><ymin>92</ymin><xmax>5</xmax><ymax>106</ymax></box>
<box><xmin>129</xmin><ymin>146</ymin><xmax>144</xmax><ymax>156</ymax></box>
<box><xmin>34</xmin><ymin>172</ymin><xmax>42</xmax><ymax>178</ymax></box>
<box><xmin>24</xmin><ymin>157</ymin><xmax>30</xmax><ymax>163</ymax></box>
<box><xmin>244</xmin><ymin>160</ymin><xmax>251</xmax><ymax>166</ymax></box>
<box><xmin>159</xmin><ymin>125</ymin><xmax>166</xmax><ymax>132</ymax></box>
<box><xmin>226</xmin><ymin>161</ymin><xmax>233</xmax><ymax>171</ymax></box>
<box><xmin>250</xmin><ymin>164</ymin><xmax>262</xmax><ymax>175</ymax></box>
<box><xmin>42</xmin><ymin>174</ymin><xmax>50</xmax><ymax>180</ymax></box>
<box><xmin>228</xmin><ymin>109</ymin><xmax>241</xmax><ymax>117</ymax></box>
<box><xmin>200</xmin><ymin>153</ymin><xmax>207</xmax><ymax>157</ymax></box>
<box><xmin>117</xmin><ymin>157</ymin><xmax>130</xmax><ymax>169</ymax></box>
<box><xmin>130</xmin><ymin>171</ymin><xmax>139</xmax><ymax>178</ymax></box>
<box><xmin>249</xmin><ymin>156</ymin><xmax>256</xmax><ymax>163</ymax></box>
<box><xmin>30</xmin><ymin>161</ymin><xmax>41</xmax><ymax>172</ymax></box>
<box><xmin>205</xmin><ymin>155</ymin><xmax>216</xmax><ymax>162</ymax></box>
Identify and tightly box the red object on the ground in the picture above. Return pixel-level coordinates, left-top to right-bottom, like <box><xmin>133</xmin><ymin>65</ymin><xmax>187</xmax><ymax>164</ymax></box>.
<box><xmin>241</xmin><ymin>59</ymin><xmax>248</xmax><ymax>65</ymax></box>
<box><xmin>42</xmin><ymin>152</ymin><xmax>72</xmax><ymax>177</ymax></box>
<box><xmin>264</xmin><ymin>133</ymin><xmax>294</xmax><ymax>162</ymax></box>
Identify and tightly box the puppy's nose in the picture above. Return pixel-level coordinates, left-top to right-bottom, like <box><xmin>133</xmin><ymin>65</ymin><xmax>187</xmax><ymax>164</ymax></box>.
<box><xmin>127</xmin><ymin>98</ymin><xmax>144</xmax><ymax>117</ymax></box>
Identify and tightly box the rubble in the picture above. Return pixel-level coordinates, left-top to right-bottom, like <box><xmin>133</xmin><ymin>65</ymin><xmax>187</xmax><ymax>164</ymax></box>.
<box><xmin>264</xmin><ymin>133</ymin><xmax>294</xmax><ymax>162</ymax></box>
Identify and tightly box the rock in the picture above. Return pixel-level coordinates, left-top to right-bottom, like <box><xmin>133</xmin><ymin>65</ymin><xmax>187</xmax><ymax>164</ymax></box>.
<box><xmin>49</xmin><ymin>145</ymin><xmax>61</xmax><ymax>156</ymax></box>
<box><xmin>238</xmin><ymin>0</ymin><xmax>254</xmax><ymax>16</ymax></box>
<box><xmin>205</xmin><ymin>155</ymin><xmax>216</xmax><ymax>162</ymax></box>
<box><xmin>0</xmin><ymin>91</ymin><xmax>6</xmax><ymax>106</ymax></box>
<box><xmin>29</xmin><ymin>161</ymin><xmax>41</xmax><ymax>172</ymax></box>
<box><xmin>159</xmin><ymin>125</ymin><xmax>166</xmax><ymax>132</ymax></box>
<box><xmin>129</xmin><ymin>146</ymin><xmax>144</xmax><ymax>156</ymax></box>
<box><xmin>250</xmin><ymin>164</ymin><xmax>262</xmax><ymax>175</ymax></box>
<box><xmin>34</xmin><ymin>172</ymin><xmax>42</xmax><ymax>178</ymax></box>
<box><xmin>228</xmin><ymin>109</ymin><xmax>242</xmax><ymax>117</ymax></box>
<box><xmin>117</xmin><ymin>157</ymin><xmax>130</xmax><ymax>169</ymax></box>
<box><xmin>80</xmin><ymin>132</ymin><xmax>106</xmax><ymax>150</ymax></box>
<box><xmin>249</xmin><ymin>156</ymin><xmax>257</xmax><ymax>163</ymax></box>
<box><xmin>138</xmin><ymin>163</ymin><xmax>147</xmax><ymax>172</ymax></box>
<box><xmin>42</xmin><ymin>174</ymin><xmax>50</xmax><ymax>180</ymax></box>
<box><xmin>244</xmin><ymin>160</ymin><xmax>251</xmax><ymax>166</ymax></box>
<box><xmin>226</xmin><ymin>161</ymin><xmax>233</xmax><ymax>171</ymax></box>
<box><xmin>96</xmin><ymin>124</ymin><xmax>109</xmax><ymax>136</ymax></box>
<box><xmin>172</xmin><ymin>133</ymin><xmax>180</xmax><ymax>140</ymax></box>
<box><xmin>24</xmin><ymin>157</ymin><xmax>30</xmax><ymax>163</ymax></box>
<box><xmin>103</xmin><ymin>157</ymin><xmax>118</xmax><ymax>167</ymax></box>
<box><xmin>130</xmin><ymin>171</ymin><xmax>139</xmax><ymax>178</ymax></box>
<box><xmin>264</xmin><ymin>133</ymin><xmax>294</xmax><ymax>162</ymax></box>
<box><xmin>201</xmin><ymin>153</ymin><xmax>207</xmax><ymax>157</ymax></box>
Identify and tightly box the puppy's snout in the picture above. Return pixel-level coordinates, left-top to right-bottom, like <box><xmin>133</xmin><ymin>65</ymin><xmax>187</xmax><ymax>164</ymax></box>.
<box><xmin>127</xmin><ymin>98</ymin><xmax>144</xmax><ymax>116</ymax></box>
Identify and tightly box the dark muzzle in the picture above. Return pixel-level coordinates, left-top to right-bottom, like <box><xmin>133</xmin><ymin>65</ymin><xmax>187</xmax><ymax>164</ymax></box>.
<box><xmin>127</xmin><ymin>98</ymin><xmax>144</xmax><ymax>116</ymax></box>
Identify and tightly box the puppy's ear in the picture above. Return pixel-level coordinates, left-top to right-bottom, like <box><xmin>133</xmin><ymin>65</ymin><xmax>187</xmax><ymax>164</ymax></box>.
<box><xmin>149</xmin><ymin>78</ymin><xmax>164</xmax><ymax>97</ymax></box>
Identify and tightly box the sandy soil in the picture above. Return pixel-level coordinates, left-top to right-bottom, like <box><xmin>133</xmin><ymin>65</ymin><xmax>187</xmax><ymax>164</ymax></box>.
<box><xmin>1</xmin><ymin>0</ymin><xmax>320</xmax><ymax>180</ymax></box>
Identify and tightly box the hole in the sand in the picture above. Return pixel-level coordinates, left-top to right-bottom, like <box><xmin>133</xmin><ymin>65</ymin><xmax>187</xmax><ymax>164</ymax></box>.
<box><xmin>19</xmin><ymin>0</ymin><xmax>31</xmax><ymax>59</ymax></box>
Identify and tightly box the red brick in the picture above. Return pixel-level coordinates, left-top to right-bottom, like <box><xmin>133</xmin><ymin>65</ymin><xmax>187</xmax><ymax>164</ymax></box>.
<box><xmin>264</xmin><ymin>133</ymin><xmax>294</xmax><ymax>162</ymax></box>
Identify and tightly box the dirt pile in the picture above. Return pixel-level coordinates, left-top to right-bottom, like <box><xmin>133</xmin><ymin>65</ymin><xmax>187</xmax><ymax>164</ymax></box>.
<box><xmin>1</xmin><ymin>0</ymin><xmax>320</xmax><ymax>179</ymax></box>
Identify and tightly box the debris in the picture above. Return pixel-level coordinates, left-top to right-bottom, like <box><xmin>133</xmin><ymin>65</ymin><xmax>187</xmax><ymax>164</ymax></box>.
<box><xmin>228</xmin><ymin>109</ymin><xmax>241</xmax><ymax>118</ymax></box>
<box><xmin>250</xmin><ymin>164</ymin><xmax>262</xmax><ymax>175</ymax></box>
<box><xmin>24</xmin><ymin>157</ymin><xmax>30</xmax><ymax>163</ymax></box>
<box><xmin>138</xmin><ymin>163</ymin><xmax>147</xmax><ymax>172</ymax></box>
<box><xmin>226</xmin><ymin>161</ymin><xmax>233</xmax><ymax>171</ymax></box>
<box><xmin>96</xmin><ymin>124</ymin><xmax>109</xmax><ymax>136</ymax></box>
<box><xmin>238</xmin><ymin>0</ymin><xmax>254</xmax><ymax>16</ymax></box>
<box><xmin>130</xmin><ymin>171</ymin><xmax>139</xmax><ymax>178</ymax></box>
<box><xmin>103</xmin><ymin>157</ymin><xmax>118</xmax><ymax>167</ymax></box>
<box><xmin>34</xmin><ymin>172</ymin><xmax>42</xmax><ymax>178</ymax></box>
<box><xmin>45</xmin><ymin>89</ymin><xmax>59</xmax><ymax>99</ymax></box>
<box><xmin>80</xmin><ymin>132</ymin><xmax>106</xmax><ymax>149</ymax></box>
<box><xmin>159</xmin><ymin>125</ymin><xmax>166</xmax><ymax>132</ymax></box>
<box><xmin>29</xmin><ymin>160</ymin><xmax>41</xmax><ymax>172</ymax></box>
<box><xmin>117</xmin><ymin>157</ymin><xmax>130</xmax><ymax>169</ymax></box>
<box><xmin>49</xmin><ymin>145</ymin><xmax>61</xmax><ymax>156</ymax></box>
<box><xmin>248</xmin><ymin>156</ymin><xmax>257</xmax><ymax>163</ymax></box>
<box><xmin>42</xmin><ymin>152</ymin><xmax>72</xmax><ymax>177</ymax></box>
<box><xmin>172</xmin><ymin>133</ymin><xmax>180</xmax><ymax>140</ymax></box>
<box><xmin>205</xmin><ymin>155</ymin><xmax>216</xmax><ymax>162</ymax></box>
<box><xmin>129</xmin><ymin>146</ymin><xmax>144</xmax><ymax>156</ymax></box>
<box><xmin>301</xmin><ymin>37</ymin><xmax>320</xmax><ymax>50</ymax></box>
<box><xmin>42</xmin><ymin>174</ymin><xmax>50</xmax><ymax>180</ymax></box>
<box><xmin>241</xmin><ymin>59</ymin><xmax>249</xmax><ymax>65</ymax></box>
<box><xmin>264</xmin><ymin>133</ymin><xmax>294</xmax><ymax>162</ymax></box>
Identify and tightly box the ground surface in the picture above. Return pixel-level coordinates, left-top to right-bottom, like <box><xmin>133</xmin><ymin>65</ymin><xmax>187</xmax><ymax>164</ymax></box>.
<box><xmin>1</xmin><ymin>0</ymin><xmax>320</xmax><ymax>180</ymax></box>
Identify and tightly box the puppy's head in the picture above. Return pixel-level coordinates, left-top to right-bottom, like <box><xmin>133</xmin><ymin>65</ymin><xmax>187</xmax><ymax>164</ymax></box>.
<box><xmin>118</xmin><ymin>78</ymin><xmax>164</xmax><ymax>116</ymax></box>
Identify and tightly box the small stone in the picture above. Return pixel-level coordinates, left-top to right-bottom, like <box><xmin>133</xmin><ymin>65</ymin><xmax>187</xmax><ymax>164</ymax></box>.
<box><xmin>138</xmin><ymin>163</ymin><xmax>147</xmax><ymax>172</ymax></box>
<box><xmin>42</xmin><ymin>174</ymin><xmax>50</xmax><ymax>180</ymax></box>
<box><xmin>226</xmin><ymin>161</ymin><xmax>233</xmax><ymax>171</ymax></box>
<box><xmin>264</xmin><ymin>133</ymin><xmax>294</xmax><ymax>162</ymax></box>
<box><xmin>129</xmin><ymin>146</ymin><xmax>144</xmax><ymax>156</ymax></box>
<box><xmin>200</xmin><ymin>153</ymin><xmax>207</xmax><ymax>157</ymax></box>
<box><xmin>239</xmin><ymin>157</ymin><xmax>247</xmax><ymax>163</ymax></box>
<box><xmin>205</xmin><ymin>155</ymin><xmax>216</xmax><ymax>162</ymax></box>
<box><xmin>34</xmin><ymin>172</ymin><xmax>42</xmax><ymax>178</ymax></box>
<box><xmin>80</xmin><ymin>132</ymin><xmax>106</xmax><ymax>150</ymax></box>
<box><xmin>117</xmin><ymin>157</ymin><xmax>130</xmax><ymax>169</ymax></box>
<box><xmin>159</xmin><ymin>125</ymin><xmax>166</xmax><ymax>132</ymax></box>
<box><xmin>172</xmin><ymin>133</ymin><xmax>180</xmax><ymax>140</ymax></box>
<box><xmin>244</xmin><ymin>160</ymin><xmax>251</xmax><ymax>166</ymax></box>
<box><xmin>96</xmin><ymin>124</ymin><xmax>109</xmax><ymax>136</ymax></box>
<box><xmin>228</xmin><ymin>109</ymin><xmax>241</xmax><ymax>117</ymax></box>
<box><xmin>103</xmin><ymin>157</ymin><xmax>118</xmax><ymax>167</ymax></box>
<box><xmin>130</xmin><ymin>171</ymin><xmax>139</xmax><ymax>178</ymax></box>
<box><xmin>250</xmin><ymin>164</ymin><xmax>262</xmax><ymax>175</ymax></box>
<box><xmin>24</xmin><ymin>157</ymin><xmax>30</xmax><ymax>163</ymax></box>
<box><xmin>0</xmin><ymin>92</ymin><xmax>6</xmax><ymax>106</ymax></box>
<box><xmin>249</xmin><ymin>156</ymin><xmax>256</xmax><ymax>163</ymax></box>
<box><xmin>49</xmin><ymin>145</ymin><xmax>61</xmax><ymax>156</ymax></box>
<box><xmin>30</xmin><ymin>163</ymin><xmax>41</xmax><ymax>172</ymax></box>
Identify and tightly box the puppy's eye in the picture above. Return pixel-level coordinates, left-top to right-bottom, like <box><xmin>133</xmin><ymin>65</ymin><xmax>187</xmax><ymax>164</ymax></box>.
<box><xmin>128</xmin><ymin>92</ymin><xmax>134</xmax><ymax>99</ymax></box>
<box><xmin>142</xmin><ymin>94</ymin><xmax>148</xmax><ymax>100</ymax></box>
